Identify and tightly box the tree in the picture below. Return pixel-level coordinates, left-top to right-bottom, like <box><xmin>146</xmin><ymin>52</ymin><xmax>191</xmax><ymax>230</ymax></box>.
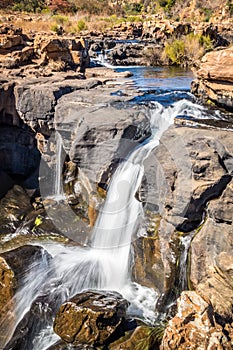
<box><xmin>0</xmin><ymin>0</ymin><xmax>14</xmax><ymax>9</ymax></box>
<box><xmin>12</xmin><ymin>0</ymin><xmax>46</xmax><ymax>12</ymax></box>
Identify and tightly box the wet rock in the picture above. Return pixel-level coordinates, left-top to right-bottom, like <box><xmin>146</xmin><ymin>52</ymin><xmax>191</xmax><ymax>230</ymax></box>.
<box><xmin>3</xmin><ymin>283</ymin><xmax>65</xmax><ymax>350</ymax></box>
<box><xmin>110</xmin><ymin>325</ymin><xmax>160</xmax><ymax>350</ymax></box>
<box><xmin>160</xmin><ymin>291</ymin><xmax>233</xmax><ymax>349</ymax></box>
<box><xmin>47</xmin><ymin>340</ymin><xmax>97</xmax><ymax>349</ymax></box>
<box><xmin>0</xmin><ymin>245</ymin><xmax>52</xmax><ymax>348</ymax></box>
<box><xmin>54</xmin><ymin>290</ymin><xmax>129</xmax><ymax>346</ymax></box>
<box><xmin>191</xmin><ymin>46</ymin><xmax>233</xmax><ymax>111</ymax></box>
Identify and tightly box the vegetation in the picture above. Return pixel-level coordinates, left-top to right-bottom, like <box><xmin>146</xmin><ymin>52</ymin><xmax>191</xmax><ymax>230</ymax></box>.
<box><xmin>164</xmin><ymin>34</ymin><xmax>213</xmax><ymax>66</ymax></box>
<box><xmin>0</xmin><ymin>0</ymin><xmax>231</xmax><ymax>18</ymax></box>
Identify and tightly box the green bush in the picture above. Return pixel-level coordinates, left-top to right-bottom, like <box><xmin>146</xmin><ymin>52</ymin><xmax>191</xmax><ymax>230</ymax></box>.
<box><xmin>199</xmin><ymin>35</ymin><xmax>213</xmax><ymax>51</ymax></box>
<box><xmin>159</xmin><ymin>0</ymin><xmax>176</xmax><ymax>11</ymax></box>
<box><xmin>124</xmin><ymin>2</ymin><xmax>143</xmax><ymax>15</ymax></box>
<box><xmin>12</xmin><ymin>0</ymin><xmax>46</xmax><ymax>13</ymax></box>
<box><xmin>77</xmin><ymin>19</ymin><xmax>87</xmax><ymax>32</ymax></box>
<box><xmin>201</xmin><ymin>7</ymin><xmax>213</xmax><ymax>22</ymax></box>
<box><xmin>50</xmin><ymin>23</ymin><xmax>59</xmax><ymax>33</ymax></box>
<box><xmin>164</xmin><ymin>39</ymin><xmax>185</xmax><ymax>65</ymax></box>
<box><xmin>52</xmin><ymin>14</ymin><xmax>69</xmax><ymax>25</ymax></box>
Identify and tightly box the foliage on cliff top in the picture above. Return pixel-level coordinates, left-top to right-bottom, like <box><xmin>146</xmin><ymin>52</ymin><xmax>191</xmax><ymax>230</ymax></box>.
<box><xmin>0</xmin><ymin>0</ymin><xmax>232</xmax><ymax>21</ymax></box>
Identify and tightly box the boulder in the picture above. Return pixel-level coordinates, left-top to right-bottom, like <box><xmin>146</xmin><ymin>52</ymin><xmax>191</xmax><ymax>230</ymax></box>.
<box><xmin>191</xmin><ymin>46</ymin><xmax>233</xmax><ymax>111</ymax></box>
<box><xmin>160</xmin><ymin>291</ymin><xmax>233</xmax><ymax>349</ymax></box>
<box><xmin>54</xmin><ymin>290</ymin><xmax>129</xmax><ymax>346</ymax></box>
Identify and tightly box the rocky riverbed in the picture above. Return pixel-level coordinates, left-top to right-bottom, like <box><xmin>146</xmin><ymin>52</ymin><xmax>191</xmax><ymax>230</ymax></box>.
<box><xmin>0</xmin><ymin>20</ymin><xmax>233</xmax><ymax>350</ymax></box>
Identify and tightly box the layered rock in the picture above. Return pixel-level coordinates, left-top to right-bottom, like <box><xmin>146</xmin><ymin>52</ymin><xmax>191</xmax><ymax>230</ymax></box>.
<box><xmin>191</xmin><ymin>46</ymin><xmax>233</xmax><ymax>111</ymax></box>
<box><xmin>54</xmin><ymin>290</ymin><xmax>129</xmax><ymax>346</ymax></box>
<box><xmin>0</xmin><ymin>25</ymin><xmax>89</xmax><ymax>72</ymax></box>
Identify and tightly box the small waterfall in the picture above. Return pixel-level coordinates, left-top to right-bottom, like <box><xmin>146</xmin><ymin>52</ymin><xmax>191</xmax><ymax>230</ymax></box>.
<box><xmin>178</xmin><ymin>233</ymin><xmax>195</xmax><ymax>291</ymax></box>
<box><xmin>53</xmin><ymin>132</ymin><xmax>64</xmax><ymax>200</ymax></box>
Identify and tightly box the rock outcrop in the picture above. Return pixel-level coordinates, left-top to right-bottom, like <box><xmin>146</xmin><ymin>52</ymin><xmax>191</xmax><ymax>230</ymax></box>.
<box><xmin>134</xmin><ymin>126</ymin><xmax>233</xmax><ymax>316</ymax></box>
<box><xmin>54</xmin><ymin>290</ymin><xmax>129</xmax><ymax>346</ymax></box>
<box><xmin>0</xmin><ymin>25</ymin><xmax>89</xmax><ymax>72</ymax></box>
<box><xmin>191</xmin><ymin>46</ymin><xmax>233</xmax><ymax>111</ymax></box>
<box><xmin>160</xmin><ymin>291</ymin><xmax>233</xmax><ymax>349</ymax></box>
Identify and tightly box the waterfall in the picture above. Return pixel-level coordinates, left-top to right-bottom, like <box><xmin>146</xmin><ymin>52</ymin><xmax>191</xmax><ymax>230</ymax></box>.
<box><xmin>2</xmin><ymin>99</ymin><xmax>201</xmax><ymax>350</ymax></box>
<box><xmin>90</xmin><ymin>101</ymin><xmax>176</xmax><ymax>290</ymax></box>
<box><xmin>53</xmin><ymin>132</ymin><xmax>64</xmax><ymax>200</ymax></box>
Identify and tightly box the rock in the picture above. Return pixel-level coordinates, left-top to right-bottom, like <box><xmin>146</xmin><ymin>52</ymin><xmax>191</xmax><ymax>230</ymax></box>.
<box><xmin>47</xmin><ymin>341</ymin><xmax>97</xmax><ymax>349</ymax></box>
<box><xmin>191</xmin><ymin>46</ymin><xmax>233</xmax><ymax>111</ymax></box>
<box><xmin>34</xmin><ymin>36</ymin><xmax>74</xmax><ymax>67</ymax></box>
<box><xmin>190</xmin><ymin>180</ymin><xmax>233</xmax><ymax>319</ymax></box>
<box><xmin>0</xmin><ymin>80</ymin><xmax>21</xmax><ymax>126</ymax></box>
<box><xmin>0</xmin><ymin>185</ymin><xmax>32</xmax><ymax>234</ymax></box>
<box><xmin>110</xmin><ymin>325</ymin><xmax>160</xmax><ymax>350</ymax></box>
<box><xmin>0</xmin><ymin>35</ymin><xmax>23</xmax><ymax>50</ymax></box>
<box><xmin>3</xmin><ymin>283</ymin><xmax>64</xmax><ymax>350</ymax></box>
<box><xmin>54</xmin><ymin>290</ymin><xmax>129</xmax><ymax>346</ymax></box>
<box><xmin>54</xmin><ymin>86</ymin><xmax>151</xmax><ymax>194</ymax></box>
<box><xmin>133</xmin><ymin>126</ymin><xmax>233</xmax><ymax>311</ymax></box>
<box><xmin>0</xmin><ymin>169</ymin><xmax>14</xmax><ymax>198</ymax></box>
<box><xmin>160</xmin><ymin>291</ymin><xmax>233</xmax><ymax>349</ymax></box>
<box><xmin>0</xmin><ymin>125</ymin><xmax>40</xmax><ymax>184</ymax></box>
<box><xmin>0</xmin><ymin>245</ymin><xmax>52</xmax><ymax>348</ymax></box>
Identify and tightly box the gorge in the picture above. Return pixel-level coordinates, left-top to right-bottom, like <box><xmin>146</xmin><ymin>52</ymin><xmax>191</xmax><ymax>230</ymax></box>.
<box><xmin>0</xmin><ymin>21</ymin><xmax>233</xmax><ymax>350</ymax></box>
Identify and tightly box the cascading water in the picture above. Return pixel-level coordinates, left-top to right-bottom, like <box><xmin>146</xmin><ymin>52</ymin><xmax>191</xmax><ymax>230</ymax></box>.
<box><xmin>1</xmin><ymin>98</ymin><xmax>209</xmax><ymax>350</ymax></box>
<box><xmin>52</xmin><ymin>131</ymin><xmax>65</xmax><ymax>200</ymax></box>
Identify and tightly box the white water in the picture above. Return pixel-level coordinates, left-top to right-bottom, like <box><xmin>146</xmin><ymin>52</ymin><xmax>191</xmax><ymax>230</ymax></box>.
<box><xmin>1</xmin><ymin>99</ymin><xmax>204</xmax><ymax>350</ymax></box>
<box><xmin>53</xmin><ymin>132</ymin><xmax>64</xmax><ymax>200</ymax></box>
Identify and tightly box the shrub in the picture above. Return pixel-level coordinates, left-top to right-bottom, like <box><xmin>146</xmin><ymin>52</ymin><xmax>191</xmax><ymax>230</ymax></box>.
<box><xmin>199</xmin><ymin>34</ymin><xmax>213</xmax><ymax>51</ymax></box>
<box><xmin>124</xmin><ymin>2</ymin><xmax>143</xmax><ymax>15</ymax></box>
<box><xmin>12</xmin><ymin>0</ymin><xmax>46</xmax><ymax>13</ymax></box>
<box><xmin>77</xmin><ymin>19</ymin><xmax>87</xmax><ymax>32</ymax></box>
<box><xmin>52</xmin><ymin>14</ymin><xmax>69</xmax><ymax>25</ymax></box>
<box><xmin>50</xmin><ymin>23</ymin><xmax>60</xmax><ymax>33</ymax></box>
<box><xmin>164</xmin><ymin>33</ymin><xmax>214</xmax><ymax>66</ymax></box>
<box><xmin>164</xmin><ymin>39</ymin><xmax>185</xmax><ymax>65</ymax></box>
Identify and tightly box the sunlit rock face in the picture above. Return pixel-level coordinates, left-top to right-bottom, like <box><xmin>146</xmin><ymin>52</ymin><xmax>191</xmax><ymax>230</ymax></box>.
<box><xmin>192</xmin><ymin>46</ymin><xmax>233</xmax><ymax>111</ymax></box>
<box><xmin>160</xmin><ymin>291</ymin><xmax>233</xmax><ymax>350</ymax></box>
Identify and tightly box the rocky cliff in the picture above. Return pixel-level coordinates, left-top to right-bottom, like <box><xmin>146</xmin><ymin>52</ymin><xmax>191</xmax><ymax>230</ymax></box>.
<box><xmin>191</xmin><ymin>45</ymin><xmax>233</xmax><ymax>111</ymax></box>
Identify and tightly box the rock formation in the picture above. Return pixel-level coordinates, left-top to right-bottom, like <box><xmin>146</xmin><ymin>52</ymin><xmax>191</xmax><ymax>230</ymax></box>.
<box><xmin>191</xmin><ymin>46</ymin><xmax>233</xmax><ymax>111</ymax></box>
